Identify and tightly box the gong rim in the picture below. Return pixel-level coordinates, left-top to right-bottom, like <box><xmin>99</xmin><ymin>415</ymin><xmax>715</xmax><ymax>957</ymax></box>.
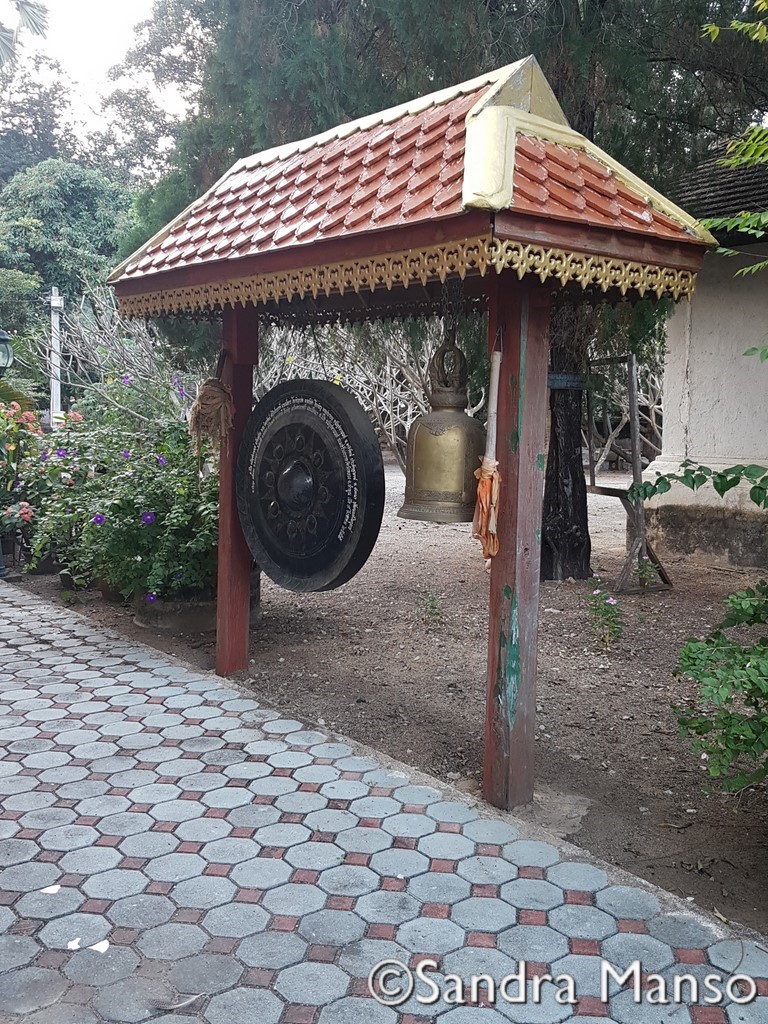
<box><xmin>236</xmin><ymin>379</ymin><xmax>385</xmax><ymax>592</ymax></box>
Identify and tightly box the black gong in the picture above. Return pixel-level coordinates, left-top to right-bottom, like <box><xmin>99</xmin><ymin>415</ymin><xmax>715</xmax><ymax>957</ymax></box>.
<box><xmin>236</xmin><ymin>379</ymin><xmax>385</xmax><ymax>592</ymax></box>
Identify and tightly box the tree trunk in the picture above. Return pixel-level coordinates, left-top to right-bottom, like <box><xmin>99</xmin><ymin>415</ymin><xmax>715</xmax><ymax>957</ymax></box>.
<box><xmin>540</xmin><ymin>336</ymin><xmax>591</xmax><ymax>580</ymax></box>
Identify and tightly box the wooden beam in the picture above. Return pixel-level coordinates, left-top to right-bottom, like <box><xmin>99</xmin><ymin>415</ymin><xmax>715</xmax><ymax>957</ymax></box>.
<box><xmin>216</xmin><ymin>304</ymin><xmax>258</xmax><ymax>676</ymax></box>
<box><xmin>483</xmin><ymin>275</ymin><xmax>551</xmax><ymax>809</ymax></box>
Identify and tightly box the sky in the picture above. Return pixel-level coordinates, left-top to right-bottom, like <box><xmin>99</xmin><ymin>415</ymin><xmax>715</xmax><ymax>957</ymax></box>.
<box><xmin>3</xmin><ymin>0</ymin><xmax>183</xmax><ymax>127</ymax></box>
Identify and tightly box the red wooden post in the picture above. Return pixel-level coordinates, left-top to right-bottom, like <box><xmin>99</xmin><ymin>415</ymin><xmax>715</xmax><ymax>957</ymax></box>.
<box><xmin>216</xmin><ymin>304</ymin><xmax>258</xmax><ymax>676</ymax></box>
<box><xmin>482</xmin><ymin>275</ymin><xmax>551</xmax><ymax>809</ymax></box>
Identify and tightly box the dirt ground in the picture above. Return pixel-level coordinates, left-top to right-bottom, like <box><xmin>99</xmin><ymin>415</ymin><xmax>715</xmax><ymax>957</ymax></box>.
<box><xmin>11</xmin><ymin>466</ymin><xmax>768</xmax><ymax>934</ymax></box>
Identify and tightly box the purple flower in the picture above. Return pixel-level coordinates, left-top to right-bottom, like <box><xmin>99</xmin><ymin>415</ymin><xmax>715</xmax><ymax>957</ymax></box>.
<box><xmin>55</xmin><ymin>448</ymin><xmax>67</xmax><ymax>458</ymax></box>
<box><xmin>592</xmin><ymin>589</ymin><xmax>601</xmax><ymax>595</ymax></box>
<box><xmin>606</xmin><ymin>597</ymin><xmax>618</xmax><ymax>606</ymax></box>
<box><xmin>156</xmin><ymin>455</ymin><xmax>167</xmax><ymax>467</ymax></box>
<box><xmin>92</xmin><ymin>513</ymin><xmax>106</xmax><ymax>526</ymax></box>
<box><xmin>141</xmin><ymin>511</ymin><xmax>156</xmax><ymax>525</ymax></box>
<box><xmin>145</xmin><ymin>593</ymin><xmax>157</xmax><ymax>603</ymax></box>
<box><xmin>173</xmin><ymin>571</ymin><xmax>182</xmax><ymax>580</ymax></box>
<box><xmin>122</xmin><ymin>450</ymin><xmax>131</xmax><ymax>459</ymax></box>
<box><xmin>66</xmin><ymin>508</ymin><xmax>72</xmax><ymax>514</ymax></box>
<box><xmin>40</xmin><ymin>451</ymin><xmax>48</xmax><ymax>462</ymax></box>
<box><xmin>122</xmin><ymin>374</ymin><xmax>131</xmax><ymax>386</ymax></box>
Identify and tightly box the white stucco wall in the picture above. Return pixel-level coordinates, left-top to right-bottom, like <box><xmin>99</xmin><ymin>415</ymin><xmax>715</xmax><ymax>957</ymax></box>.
<box><xmin>647</xmin><ymin>244</ymin><xmax>768</xmax><ymax>512</ymax></box>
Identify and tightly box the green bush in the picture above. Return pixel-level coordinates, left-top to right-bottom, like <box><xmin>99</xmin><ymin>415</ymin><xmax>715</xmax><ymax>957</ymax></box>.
<box><xmin>676</xmin><ymin>582</ymin><xmax>768</xmax><ymax>792</ymax></box>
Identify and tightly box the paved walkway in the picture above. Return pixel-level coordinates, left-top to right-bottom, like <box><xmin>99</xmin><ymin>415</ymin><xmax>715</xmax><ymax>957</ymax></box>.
<box><xmin>1</xmin><ymin>585</ymin><xmax>766</xmax><ymax>1024</ymax></box>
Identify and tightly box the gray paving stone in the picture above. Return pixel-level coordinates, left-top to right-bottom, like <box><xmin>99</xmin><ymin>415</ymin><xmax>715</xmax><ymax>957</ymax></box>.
<box><xmin>336</xmin><ymin>827</ymin><xmax>392</xmax><ymax>854</ymax></box>
<box><xmin>255</xmin><ymin>823</ymin><xmax>311</xmax><ymax>848</ymax></box>
<box><xmin>708</xmin><ymin>939</ymin><xmax>768</xmax><ymax>976</ymax></box>
<box><xmin>172</xmin><ymin>876</ymin><xmax>236</xmax><ymax>909</ymax></box>
<box><xmin>262</xmin><ymin>882</ymin><xmax>327</xmax><ymax>915</ymax></box>
<box><xmin>64</xmin><ymin>947</ymin><xmax>140</xmax><ymax>985</ymax></box>
<box><xmin>349</xmin><ymin>796</ymin><xmax>401</xmax><ymax>818</ymax></box>
<box><xmin>39</xmin><ymin>824</ymin><xmax>100</xmax><ymax>852</ymax></box>
<box><xmin>382</xmin><ymin>813</ymin><xmax>437</xmax><ymax>839</ymax></box>
<box><xmin>288</xmin><ymin>729</ymin><xmax>328</xmax><ymax>746</ymax></box>
<box><xmin>0</xmin><ymin>967</ymin><xmax>68</xmax><ymax>1015</ymax></box>
<box><xmin>303</xmin><ymin>809</ymin><xmax>358</xmax><ymax>833</ymax></box>
<box><xmin>175</xmin><ymin>818</ymin><xmax>233</xmax><ymax>843</ymax></box>
<box><xmin>276</xmin><ymin>962</ymin><xmax>350</xmax><ymax>1004</ymax></box>
<box><xmin>648</xmin><ymin>912</ymin><xmax>721</xmax><ymax>949</ymax></box>
<box><xmin>503</xmin><ymin>840</ymin><xmax>561</xmax><ymax>868</ymax></box>
<box><xmin>501</xmin><ymin>879</ymin><xmax>565</xmax><ymax>911</ymax></box>
<box><xmin>318</xmin><ymin>997</ymin><xmax>398</xmax><ymax>1024</ymax></box>
<box><xmin>144</xmin><ymin>852</ymin><xmax>206</xmax><ymax>882</ymax></box>
<box><xmin>15</xmin><ymin>886</ymin><xmax>85</xmax><ymax>920</ymax></box>
<box><xmin>108</xmin><ymin>894</ymin><xmax>175</xmax><ymax>929</ymax></box>
<box><xmin>285</xmin><ymin>841</ymin><xmax>345</xmax><ymax>871</ymax></box>
<box><xmin>0</xmin><ymin>861</ymin><xmax>61</xmax><ymax>892</ymax></box>
<box><xmin>728</xmin><ymin>999</ymin><xmax>768</xmax><ymax>1024</ymax></box>
<box><xmin>452</xmin><ymin>896</ymin><xmax>517</xmax><ymax>932</ymax></box>
<box><xmin>5</xmin><ymin>791</ymin><xmax>55</xmax><ymax>811</ymax></box>
<box><xmin>397</xmin><ymin>916</ymin><xmax>466</xmax><ymax>953</ymax></box>
<box><xmin>610</xmin><ymin>989</ymin><xmax>693</xmax><ymax>1024</ymax></box>
<box><xmin>371</xmin><ymin>847</ymin><xmax>430</xmax><ymax>878</ymax></box>
<box><xmin>230</xmin><ymin>856</ymin><xmax>292</xmax><ymax>889</ymax></box>
<box><xmin>319</xmin><ymin>865</ymin><xmax>379</xmax><ymax>896</ymax></box>
<box><xmin>425</xmin><ymin>800</ymin><xmax>479</xmax><ymax>824</ymax></box>
<box><xmin>418</xmin><ymin>832</ymin><xmax>475</xmax><ymax>860</ymax></box>
<box><xmin>92</xmin><ymin>975</ymin><xmax>168</xmax><ymax>1022</ymax></box>
<box><xmin>602</xmin><ymin>932</ymin><xmax>675</xmax><ymax>972</ymax></box>
<box><xmin>221</xmin><ymin>762</ymin><xmax>271</xmax><ymax>781</ymax></box>
<box><xmin>262</xmin><ymin>718</ymin><xmax>304</xmax><ymax>734</ymax></box>
<box><xmin>176</xmin><ymin>772</ymin><xmax>229</xmax><ymax>792</ymax></box>
<box><xmin>268</xmin><ymin>751</ymin><xmax>312</xmax><ymax>769</ymax></box>
<box><xmin>499</xmin><ymin>923</ymin><xmax>570</xmax><ymax>962</ymax></box>
<box><xmin>0</xmin><ymin>837</ymin><xmax>37</xmax><ymax>866</ymax></box>
<box><xmin>0</xmin><ymin>934</ymin><xmax>39</xmax><ymax>971</ymax></box>
<box><xmin>39</xmin><ymin>913</ymin><xmax>111</xmax><ymax>949</ymax></box>
<box><xmin>119</xmin><ymin>832</ymin><xmax>179</xmax><ymax>859</ymax></box>
<box><xmin>241</xmin><ymin>739</ymin><xmax>287</xmax><ymax>757</ymax></box>
<box><xmin>147</xmin><ymin>799</ymin><xmax>205</xmax><ymax>822</ymax></box>
<box><xmin>20</xmin><ymin>807</ymin><xmax>76</xmax><ymax>830</ymax></box>
<box><xmin>298</xmin><ymin>908</ymin><xmax>366</xmax><ymax>944</ymax></box>
<box><xmin>237</xmin><ymin>930</ymin><xmax>308</xmax><ymax>968</ymax></box>
<box><xmin>500</xmin><ymin>980</ymin><xmax>575</xmax><ymax>1023</ymax></box>
<box><xmin>547</xmin><ymin>861</ymin><xmax>609</xmax><ymax>892</ymax></box>
<box><xmin>25</xmin><ymin>1007</ymin><xmax>99</xmax><ymax>1024</ymax></box>
<box><xmin>548</xmin><ymin>903</ymin><xmax>618</xmax><ymax>940</ymax></box>
<box><xmin>128</xmin><ymin>784</ymin><xmax>181</xmax><ymax>804</ymax></box>
<box><xmin>200</xmin><ymin>837</ymin><xmax>259</xmax><ymax>864</ymax></box>
<box><xmin>441</xmin><ymin>1011</ymin><xmax>511</xmax><ymax>1024</ymax></box>
<box><xmin>547</xmin><ymin>952</ymin><xmax>608</xmax><ymax>997</ymax></box>
<box><xmin>442</xmin><ymin>945</ymin><xmax>519</xmax><ymax>985</ymax></box>
<box><xmin>596</xmin><ymin>885</ymin><xmax>661</xmax><ymax>920</ymax></box>
<box><xmin>83</xmin><ymin>869</ymin><xmax>148</xmax><ymax>899</ymax></box>
<box><xmin>203</xmin><ymin>902</ymin><xmax>269</xmax><ymax>938</ymax></box>
<box><xmin>294</xmin><ymin>765</ymin><xmax>341</xmax><ymax>784</ymax></box>
<box><xmin>138</xmin><ymin>922</ymin><xmax>208</xmax><ymax>959</ymax></box>
<box><xmin>408</xmin><ymin>872</ymin><xmax>472</xmax><ymax>905</ymax></box>
<box><xmin>96</xmin><ymin>811</ymin><xmax>155</xmax><ymax>836</ymax></box>
<box><xmin>204</xmin><ymin>987</ymin><xmax>283</xmax><ymax>1024</ymax></box>
<box><xmin>57</xmin><ymin>780</ymin><xmax>110</xmax><ymax>801</ymax></box>
<box><xmin>457</xmin><ymin>854</ymin><xmax>518</xmax><ymax>885</ymax></box>
<box><xmin>320</xmin><ymin>779</ymin><xmax>369</xmax><ymax>801</ymax></box>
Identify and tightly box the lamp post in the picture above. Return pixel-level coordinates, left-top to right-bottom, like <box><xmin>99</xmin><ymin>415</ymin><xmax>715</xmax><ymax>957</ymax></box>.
<box><xmin>0</xmin><ymin>327</ymin><xmax>16</xmax><ymax>580</ymax></box>
<box><xmin>49</xmin><ymin>287</ymin><xmax>64</xmax><ymax>425</ymax></box>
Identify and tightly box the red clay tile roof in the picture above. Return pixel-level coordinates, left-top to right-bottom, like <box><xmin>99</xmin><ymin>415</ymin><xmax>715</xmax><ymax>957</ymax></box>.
<box><xmin>112</xmin><ymin>65</ymin><xmax>706</xmax><ymax>288</ymax></box>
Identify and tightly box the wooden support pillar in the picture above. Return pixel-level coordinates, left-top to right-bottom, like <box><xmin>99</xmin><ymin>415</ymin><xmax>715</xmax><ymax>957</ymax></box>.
<box><xmin>216</xmin><ymin>304</ymin><xmax>259</xmax><ymax>677</ymax></box>
<box><xmin>482</xmin><ymin>276</ymin><xmax>551</xmax><ymax>809</ymax></box>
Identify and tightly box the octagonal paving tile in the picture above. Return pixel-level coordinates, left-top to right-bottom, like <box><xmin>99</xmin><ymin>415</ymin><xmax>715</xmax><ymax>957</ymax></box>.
<box><xmin>370</xmin><ymin>848</ymin><xmax>429</xmax><ymax>879</ymax></box>
<box><xmin>138</xmin><ymin>922</ymin><xmax>208</xmax><ymax>959</ymax></box>
<box><xmin>548</xmin><ymin>903</ymin><xmax>618</xmax><ymax>941</ymax></box>
<box><xmin>647</xmin><ymin>912</ymin><xmax>721</xmax><ymax>950</ymax></box>
<box><xmin>349</xmin><ymin>796</ymin><xmax>402</xmax><ymax>819</ymax></box>
<box><xmin>200</xmin><ymin>788</ymin><xmax>254</xmax><ymax>809</ymax></box>
<box><xmin>83</xmin><ymin>869</ymin><xmax>147</xmax><ymax>900</ymax></box>
<box><xmin>0</xmin><ymin>837</ymin><xmax>38</xmax><ymax>867</ymax></box>
<box><xmin>275</xmin><ymin>791</ymin><xmax>328</xmax><ymax>814</ymax></box>
<box><xmin>318</xmin><ymin>997</ymin><xmax>398</xmax><ymax>1024</ymax></box>
<box><xmin>500</xmin><ymin>879</ymin><xmax>565</xmax><ymax>911</ymax></box>
<box><xmin>230</xmin><ymin>856</ymin><xmax>292</xmax><ymax>890</ymax></box>
<box><xmin>451</xmin><ymin>896</ymin><xmax>517</xmax><ymax>933</ymax></box>
<box><xmin>237</xmin><ymin>930</ymin><xmax>308</xmax><ymax>968</ymax></box>
<box><xmin>63</xmin><ymin>947</ymin><xmax>140</xmax><ymax>986</ymax></box>
<box><xmin>128</xmin><ymin>783</ymin><xmax>181</xmax><ymax>804</ymax></box>
<box><xmin>499</xmin><ymin>923</ymin><xmax>570</xmax><ymax>963</ymax></box>
<box><xmin>176</xmin><ymin>818</ymin><xmax>233</xmax><ymax>843</ymax></box>
<box><xmin>397</xmin><ymin>916</ymin><xmax>466</xmax><ymax>954</ymax></box>
<box><xmin>255</xmin><ymin>823</ymin><xmax>311</xmax><ymax>848</ymax></box>
<box><xmin>457</xmin><ymin>855</ymin><xmax>517</xmax><ymax>886</ymax></box>
<box><xmin>500</xmin><ymin>980</ymin><xmax>575</xmax><ymax>1023</ymax></box>
<box><xmin>299</xmin><ymin>909</ymin><xmax>366</xmax><ymax>945</ymax></box>
<box><xmin>0</xmin><ymin>862</ymin><xmax>61</xmax><ymax>892</ymax></box>
<box><xmin>172</xmin><ymin>876</ymin><xmax>236</xmax><ymax>909</ymax></box>
<box><xmin>602</xmin><ymin>932</ymin><xmax>675</xmax><ymax>972</ymax></box>
<box><xmin>303</xmin><ymin>809</ymin><xmax>358</xmax><ymax>833</ymax></box>
<box><xmin>15</xmin><ymin>886</ymin><xmax>85</xmax><ymax>921</ymax></box>
<box><xmin>92</xmin><ymin>975</ymin><xmax>169</xmax><ymax>1022</ymax></box>
<box><xmin>39</xmin><ymin>913</ymin><xmax>111</xmax><ymax>949</ymax></box>
<box><xmin>546</xmin><ymin>861</ymin><xmax>609</xmax><ymax>892</ymax></box>
<box><xmin>320</xmin><ymin>779</ymin><xmax>369</xmax><ymax>801</ymax></box>
<box><xmin>25</xmin><ymin>1007</ymin><xmax>100</xmax><ymax>1024</ymax></box>
<box><xmin>39</xmin><ymin>824</ymin><xmax>100</xmax><ymax>852</ymax></box>
<box><xmin>418</xmin><ymin>832</ymin><xmax>475</xmax><ymax>861</ymax></box>
<box><xmin>4</xmin><ymin>791</ymin><xmax>55</xmax><ymax>812</ymax></box>
<box><xmin>337</xmin><ymin>937</ymin><xmax>410</xmax><ymax>978</ymax></box>
<box><xmin>144</xmin><ymin>852</ymin><xmax>206</xmax><ymax>883</ymax></box>
<box><xmin>119</xmin><ymin>832</ymin><xmax>179</xmax><ymax>859</ymax></box>
<box><xmin>318</xmin><ymin>865</ymin><xmax>379</xmax><ymax>897</ymax></box>
<box><xmin>336</xmin><ymin>827</ymin><xmax>392</xmax><ymax>855</ymax></box>
<box><xmin>249</xmin><ymin>776</ymin><xmax>299</xmax><ymax>798</ymax></box>
<box><xmin>262</xmin><ymin>882</ymin><xmax>327</xmax><ymax>916</ymax></box>
<box><xmin>176</xmin><ymin>772</ymin><xmax>229</xmax><ymax>793</ymax></box>
<box><xmin>407</xmin><ymin>872</ymin><xmax>472</xmax><ymax>906</ymax></box>
<box><xmin>202</xmin><ymin>902</ymin><xmax>269</xmax><ymax>938</ymax></box>
<box><xmin>0</xmin><ymin>966</ymin><xmax>69</xmax><ymax>1016</ymax></box>
<box><xmin>708</xmin><ymin>938</ymin><xmax>768</xmax><ymax>976</ymax></box>
<box><xmin>96</xmin><ymin>812</ymin><xmax>155</xmax><ymax>837</ymax></box>
<box><xmin>382</xmin><ymin>813</ymin><xmax>436</xmax><ymax>839</ymax></box>
<box><xmin>148</xmin><ymin>799</ymin><xmax>206</xmax><ymax>822</ymax></box>
<box><xmin>268</xmin><ymin>751</ymin><xmax>312</xmax><ymax>770</ymax></box>
<box><xmin>204</xmin><ymin>987</ymin><xmax>283</xmax><ymax>1024</ymax></box>
<box><xmin>108</xmin><ymin>894</ymin><xmax>175</xmax><ymax>930</ymax></box>
<box><xmin>20</xmin><ymin>807</ymin><xmax>76</xmax><ymax>831</ymax></box>
<box><xmin>294</xmin><ymin>765</ymin><xmax>340</xmax><ymax>785</ymax></box>
<box><xmin>200</xmin><ymin>837</ymin><xmax>260</xmax><ymax>864</ymax></box>
<box><xmin>356</xmin><ymin>889</ymin><xmax>421</xmax><ymax>925</ymax></box>
<box><xmin>503</xmin><ymin>840</ymin><xmax>561</xmax><ymax>869</ymax></box>
<box><xmin>275</xmin><ymin>962</ymin><xmax>350</xmax><ymax>1005</ymax></box>
<box><xmin>0</xmin><ymin>934</ymin><xmax>39</xmax><ymax>971</ymax></box>
<box><xmin>609</xmin><ymin>988</ymin><xmax>691</xmax><ymax>1024</ymax></box>
<box><xmin>285</xmin><ymin>841</ymin><xmax>344</xmax><ymax>871</ymax></box>
<box><xmin>596</xmin><ymin>885</ymin><xmax>660</xmax><ymax>920</ymax></box>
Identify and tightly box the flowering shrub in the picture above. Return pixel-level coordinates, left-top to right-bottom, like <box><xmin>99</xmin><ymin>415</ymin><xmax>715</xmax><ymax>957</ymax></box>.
<box><xmin>1</xmin><ymin>501</ymin><xmax>33</xmax><ymax>533</ymax></box>
<box><xmin>28</xmin><ymin>419</ymin><xmax>219</xmax><ymax>600</ymax></box>
<box><xmin>0</xmin><ymin>401</ymin><xmax>44</xmax><ymax>501</ymax></box>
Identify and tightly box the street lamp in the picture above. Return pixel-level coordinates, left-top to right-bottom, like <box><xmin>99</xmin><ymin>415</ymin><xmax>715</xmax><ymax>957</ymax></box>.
<box><xmin>0</xmin><ymin>328</ymin><xmax>14</xmax><ymax>378</ymax></box>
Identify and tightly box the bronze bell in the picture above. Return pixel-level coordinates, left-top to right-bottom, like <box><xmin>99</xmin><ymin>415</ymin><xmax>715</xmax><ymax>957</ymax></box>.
<box><xmin>398</xmin><ymin>329</ymin><xmax>486</xmax><ymax>524</ymax></box>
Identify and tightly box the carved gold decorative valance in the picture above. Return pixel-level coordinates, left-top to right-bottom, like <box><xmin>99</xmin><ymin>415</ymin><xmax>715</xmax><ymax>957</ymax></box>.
<box><xmin>115</xmin><ymin>235</ymin><xmax>696</xmax><ymax>318</ymax></box>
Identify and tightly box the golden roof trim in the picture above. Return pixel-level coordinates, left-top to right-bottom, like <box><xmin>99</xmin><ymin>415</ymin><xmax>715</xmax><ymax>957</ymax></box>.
<box><xmin>114</xmin><ymin>234</ymin><xmax>696</xmax><ymax>319</ymax></box>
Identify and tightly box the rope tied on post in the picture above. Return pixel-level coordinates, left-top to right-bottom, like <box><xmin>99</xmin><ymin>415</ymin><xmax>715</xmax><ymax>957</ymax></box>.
<box><xmin>188</xmin><ymin>352</ymin><xmax>234</xmax><ymax>452</ymax></box>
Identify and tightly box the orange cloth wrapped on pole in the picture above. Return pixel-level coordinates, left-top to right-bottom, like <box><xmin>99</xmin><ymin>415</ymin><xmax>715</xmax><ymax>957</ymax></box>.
<box><xmin>472</xmin><ymin>348</ymin><xmax>502</xmax><ymax>562</ymax></box>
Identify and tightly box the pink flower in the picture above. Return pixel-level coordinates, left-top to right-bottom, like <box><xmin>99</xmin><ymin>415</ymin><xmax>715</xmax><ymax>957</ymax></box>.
<box><xmin>68</xmin><ymin>411</ymin><xmax>83</xmax><ymax>422</ymax></box>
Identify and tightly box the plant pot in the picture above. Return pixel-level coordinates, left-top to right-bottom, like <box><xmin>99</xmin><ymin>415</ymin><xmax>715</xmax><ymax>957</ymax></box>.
<box><xmin>27</xmin><ymin>552</ymin><xmax>62</xmax><ymax>576</ymax></box>
<box><xmin>133</xmin><ymin>571</ymin><xmax>262</xmax><ymax>633</ymax></box>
